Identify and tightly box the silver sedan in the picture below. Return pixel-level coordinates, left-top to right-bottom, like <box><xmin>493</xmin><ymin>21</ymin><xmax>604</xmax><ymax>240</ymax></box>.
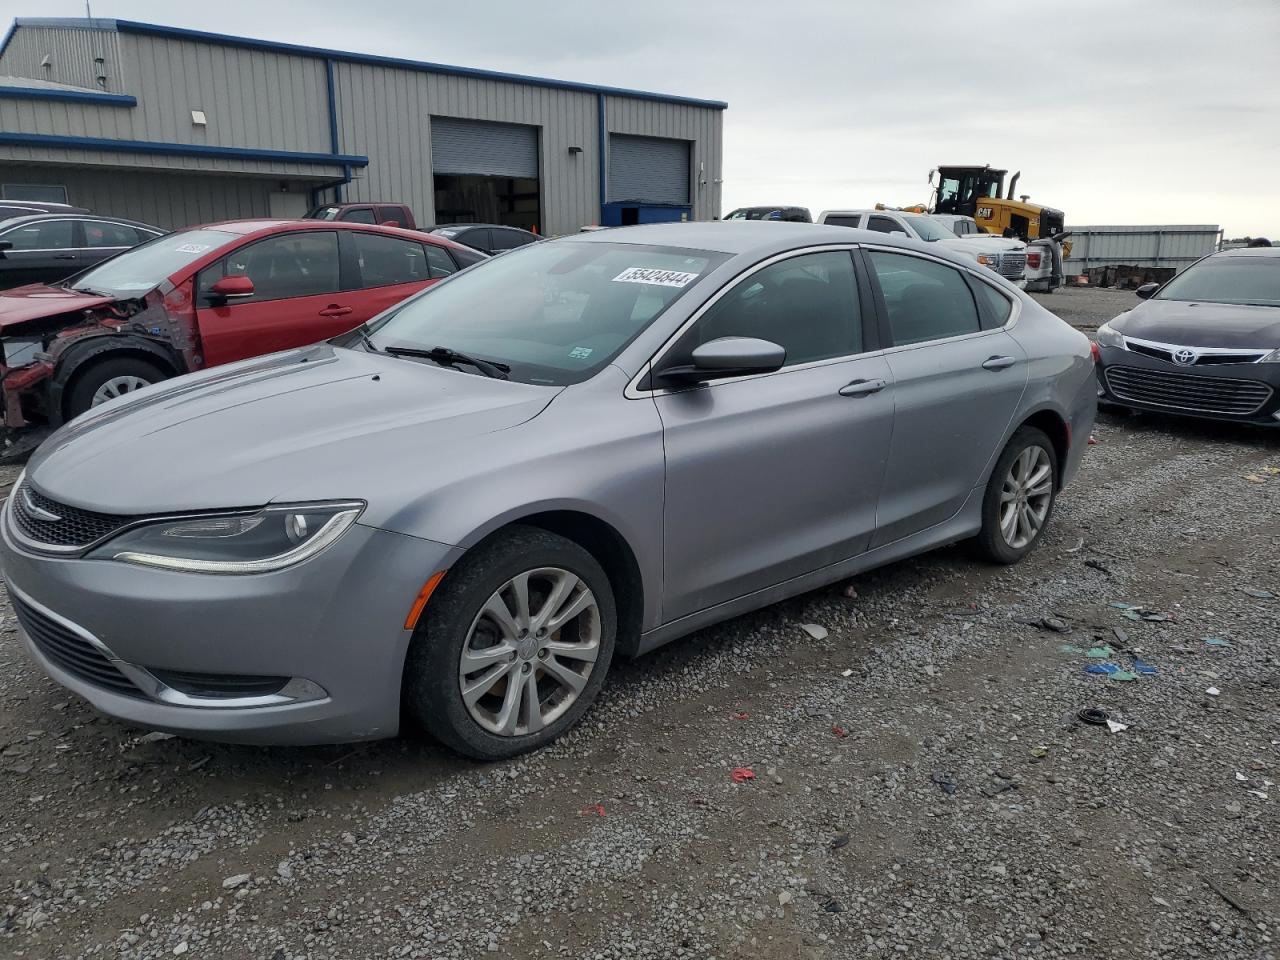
<box><xmin>0</xmin><ymin>222</ymin><xmax>1097</xmax><ymax>758</ymax></box>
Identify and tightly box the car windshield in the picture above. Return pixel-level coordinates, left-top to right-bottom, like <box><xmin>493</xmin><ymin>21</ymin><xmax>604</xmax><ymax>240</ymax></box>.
<box><xmin>907</xmin><ymin>216</ymin><xmax>954</xmax><ymax>242</ymax></box>
<box><xmin>1155</xmin><ymin>256</ymin><xmax>1280</xmax><ymax>307</ymax></box>
<box><xmin>365</xmin><ymin>240</ymin><xmax>728</xmax><ymax>385</ymax></box>
<box><xmin>66</xmin><ymin>229</ymin><xmax>236</xmax><ymax>297</ymax></box>
<box><xmin>305</xmin><ymin>206</ymin><xmax>340</xmax><ymax>221</ymax></box>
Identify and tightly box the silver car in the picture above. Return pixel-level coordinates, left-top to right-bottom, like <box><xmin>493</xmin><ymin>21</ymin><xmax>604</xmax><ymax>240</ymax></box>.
<box><xmin>0</xmin><ymin>223</ymin><xmax>1096</xmax><ymax>758</ymax></box>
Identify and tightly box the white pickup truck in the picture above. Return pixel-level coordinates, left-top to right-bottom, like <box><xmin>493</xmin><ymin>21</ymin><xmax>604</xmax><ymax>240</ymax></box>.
<box><xmin>816</xmin><ymin>209</ymin><xmax>1027</xmax><ymax>285</ymax></box>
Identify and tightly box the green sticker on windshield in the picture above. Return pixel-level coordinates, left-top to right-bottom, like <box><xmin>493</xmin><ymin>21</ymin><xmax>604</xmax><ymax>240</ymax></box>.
<box><xmin>569</xmin><ymin>347</ymin><xmax>593</xmax><ymax>359</ymax></box>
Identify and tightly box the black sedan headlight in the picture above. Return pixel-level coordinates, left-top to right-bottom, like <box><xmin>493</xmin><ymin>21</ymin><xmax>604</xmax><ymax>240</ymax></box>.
<box><xmin>1095</xmin><ymin>323</ymin><xmax>1125</xmax><ymax>350</ymax></box>
<box><xmin>89</xmin><ymin>502</ymin><xmax>363</xmax><ymax>574</ymax></box>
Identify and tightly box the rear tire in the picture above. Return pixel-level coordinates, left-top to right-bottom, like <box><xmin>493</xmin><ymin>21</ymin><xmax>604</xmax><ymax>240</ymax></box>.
<box><xmin>403</xmin><ymin>526</ymin><xmax>616</xmax><ymax>760</ymax></box>
<box><xmin>973</xmin><ymin>426</ymin><xmax>1058</xmax><ymax>565</ymax></box>
<box><xmin>65</xmin><ymin>356</ymin><xmax>166</xmax><ymax>420</ymax></box>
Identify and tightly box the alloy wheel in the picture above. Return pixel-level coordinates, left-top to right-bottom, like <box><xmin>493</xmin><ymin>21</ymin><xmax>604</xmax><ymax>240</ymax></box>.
<box><xmin>458</xmin><ymin>567</ymin><xmax>601</xmax><ymax>737</ymax></box>
<box><xmin>91</xmin><ymin>375</ymin><xmax>153</xmax><ymax>406</ymax></box>
<box><xmin>999</xmin><ymin>445</ymin><xmax>1053</xmax><ymax>549</ymax></box>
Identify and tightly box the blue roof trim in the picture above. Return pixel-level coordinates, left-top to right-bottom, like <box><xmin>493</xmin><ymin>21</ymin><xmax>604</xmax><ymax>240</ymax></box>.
<box><xmin>0</xmin><ymin>85</ymin><xmax>136</xmax><ymax>106</ymax></box>
<box><xmin>8</xmin><ymin>17</ymin><xmax>728</xmax><ymax>110</ymax></box>
<box><xmin>0</xmin><ymin>131</ymin><xmax>368</xmax><ymax>167</ymax></box>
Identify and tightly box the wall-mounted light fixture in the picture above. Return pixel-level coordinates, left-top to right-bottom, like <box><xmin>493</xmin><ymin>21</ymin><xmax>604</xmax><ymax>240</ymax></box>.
<box><xmin>191</xmin><ymin>109</ymin><xmax>207</xmax><ymax>126</ymax></box>
<box><xmin>567</xmin><ymin>145</ymin><xmax>583</xmax><ymax>155</ymax></box>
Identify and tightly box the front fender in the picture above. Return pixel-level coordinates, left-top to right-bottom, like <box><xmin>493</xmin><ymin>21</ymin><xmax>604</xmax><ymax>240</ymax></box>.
<box><xmin>47</xmin><ymin>333</ymin><xmax>184</xmax><ymax>425</ymax></box>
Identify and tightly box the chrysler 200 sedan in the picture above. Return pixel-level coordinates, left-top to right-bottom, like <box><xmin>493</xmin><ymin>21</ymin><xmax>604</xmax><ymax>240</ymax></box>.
<box><xmin>1095</xmin><ymin>247</ymin><xmax>1280</xmax><ymax>424</ymax></box>
<box><xmin>0</xmin><ymin>222</ymin><xmax>1096</xmax><ymax>759</ymax></box>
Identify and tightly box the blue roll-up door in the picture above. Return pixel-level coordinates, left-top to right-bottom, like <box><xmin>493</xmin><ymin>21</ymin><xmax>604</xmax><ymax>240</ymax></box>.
<box><xmin>608</xmin><ymin>134</ymin><xmax>690</xmax><ymax>204</ymax></box>
<box><xmin>431</xmin><ymin>117</ymin><xmax>539</xmax><ymax>178</ymax></box>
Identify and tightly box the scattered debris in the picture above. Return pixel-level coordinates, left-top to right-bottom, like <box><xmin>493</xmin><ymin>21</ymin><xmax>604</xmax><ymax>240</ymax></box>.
<box><xmin>829</xmin><ymin>834</ymin><xmax>851</xmax><ymax>851</ymax></box>
<box><xmin>1084</xmin><ymin>663</ymin><xmax>1120</xmax><ymax>675</ymax></box>
<box><xmin>1077</xmin><ymin>708</ymin><xmax>1111</xmax><ymax>726</ymax></box>
<box><xmin>1041</xmin><ymin>616</ymin><xmax>1072</xmax><ymax>634</ymax></box>
<box><xmin>800</xmin><ymin>623</ymin><xmax>828</xmax><ymax>640</ymax></box>
<box><xmin>1111</xmin><ymin>626</ymin><xmax>1129</xmax><ymax>646</ymax></box>
<box><xmin>982</xmin><ymin>778</ymin><xmax>1017</xmax><ymax>798</ymax></box>
<box><xmin>222</xmin><ymin>873</ymin><xmax>251</xmax><ymax>890</ymax></box>
<box><xmin>138</xmin><ymin>732</ymin><xmax>176</xmax><ymax>743</ymax></box>
<box><xmin>1059</xmin><ymin>644</ymin><xmax>1086</xmax><ymax>654</ymax></box>
<box><xmin>580</xmin><ymin>804</ymin><xmax>606</xmax><ymax>817</ymax></box>
<box><xmin>1206</xmin><ymin>687</ymin><xmax>1221</xmax><ymax>697</ymax></box>
<box><xmin>930</xmin><ymin>771</ymin><xmax>958</xmax><ymax>795</ymax></box>
<box><xmin>1242</xmin><ymin>588</ymin><xmax>1274</xmax><ymax>600</ymax></box>
<box><xmin>1064</xmin><ymin>537</ymin><xmax>1085</xmax><ymax>553</ymax></box>
<box><xmin>1086</xmin><ymin>646</ymin><xmax>1114</xmax><ymax>659</ymax></box>
<box><xmin>1106</xmin><ymin>719</ymin><xmax>1130</xmax><ymax>734</ymax></box>
<box><xmin>1109</xmin><ymin>670</ymin><xmax>1138</xmax><ymax>683</ymax></box>
<box><xmin>1087</xmin><ymin>435</ymin><xmax>1098</xmax><ymax>445</ymax></box>
<box><xmin>1084</xmin><ymin>559</ymin><xmax>1113</xmax><ymax>575</ymax></box>
<box><xmin>831</xmin><ymin>725</ymin><xmax>848</xmax><ymax>738</ymax></box>
<box><xmin>730</xmin><ymin>767</ymin><xmax>755</xmax><ymax>783</ymax></box>
<box><xmin>731</xmin><ymin>711</ymin><xmax>749</xmax><ymax>721</ymax></box>
<box><xmin>840</xmin><ymin>668</ymin><xmax>853</xmax><ymax>678</ymax></box>
<box><xmin>1203</xmin><ymin>636</ymin><xmax>1231</xmax><ymax>647</ymax></box>
<box><xmin>842</xmin><ymin>584</ymin><xmax>859</xmax><ymax>599</ymax></box>
<box><xmin>777</xmin><ymin>890</ymin><xmax>794</xmax><ymax>907</ymax></box>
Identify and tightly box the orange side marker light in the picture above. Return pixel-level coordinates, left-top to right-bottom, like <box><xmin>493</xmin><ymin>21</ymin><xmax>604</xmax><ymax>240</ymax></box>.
<box><xmin>404</xmin><ymin>571</ymin><xmax>447</xmax><ymax>630</ymax></box>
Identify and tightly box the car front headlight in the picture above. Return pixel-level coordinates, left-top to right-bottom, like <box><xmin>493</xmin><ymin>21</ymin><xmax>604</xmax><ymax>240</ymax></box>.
<box><xmin>977</xmin><ymin>253</ymin><xmax>998</xmax><ymax>267</ymax></box>
<box><xmin>90</xmin><ymin>501</ymin><xmax>363</xmax><ymax>574</ymax></box>
<box><xmin>1260</xmin><ymin>348</ymin><xmax>1280</xmax><ymax>363</ymax></box>
<box><xmin>1095</xmin><ymin>323</ymin><xmax>1126</xmax><ymax>350</ymax></box>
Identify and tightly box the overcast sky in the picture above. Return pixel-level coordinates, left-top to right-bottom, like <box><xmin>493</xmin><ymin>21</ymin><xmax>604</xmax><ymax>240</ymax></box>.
<box><xmin>17</xmin><ymin>0</ymin><xmax>1280</xmax><ymax>236</ymax></box>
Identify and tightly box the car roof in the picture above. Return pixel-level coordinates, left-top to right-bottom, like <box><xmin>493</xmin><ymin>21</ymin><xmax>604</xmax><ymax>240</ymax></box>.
<box><xmin>1217</xmin><ymin>246</ymin><xmax>1280</xmax><ymax>259</ymax></box>
<box><xmin>561</xmin><ymin>220</ymin><xmax>957</xmax><ymax>259</ymax></box>
<box><xmin>819</xmin><ymin>209</ymin><xmax>927</xmax><ymax>219</ymax></box>
<box><xmin>187</xmin><ymin>218</ymin><xmax>461</xmax><ymax>247</ymax></box>
<box><xmin>0</xmin><ymin>212</ymin><xmax>163</xmax><ymax>230</ymax></box>
<box><xmin>434</xmin><ymin>223</ymin><xmax>532</xmax><ymax>232</ymax></box>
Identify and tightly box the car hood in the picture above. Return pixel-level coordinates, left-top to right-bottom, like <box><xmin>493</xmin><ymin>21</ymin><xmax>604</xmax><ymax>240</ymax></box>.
<box><xmin>0</xmin><ymin>284</ymin><xmax>119</xmax><ymax>329</ymax></box>
<box><xmin>941</xmin><ymin>236</ymin><xmax>1025</xmax><ymax>253</ymax></box>
<box><xmin>1111</xmin><ymin>299</ymin><xmax>1280</xmax><ymax>348</ymax></box>
<box><xmin>27</xmin><ymin>344</ymin><xmax>560</xmax><ymax>514</ymax></box>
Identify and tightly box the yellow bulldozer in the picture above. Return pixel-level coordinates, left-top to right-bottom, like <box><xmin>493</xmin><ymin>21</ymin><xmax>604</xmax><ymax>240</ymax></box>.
<box><xmin>927</xmin><ymin>165</ymin><xmax>1065</xmax><ymax>241</ymax></box>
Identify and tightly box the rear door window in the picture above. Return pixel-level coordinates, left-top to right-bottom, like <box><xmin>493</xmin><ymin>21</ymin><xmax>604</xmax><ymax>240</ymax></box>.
<box><xmin>375</xmin><ymin>206</ymin><xmax>410</xmax><ymax>228</ymax></box>
<box><xmin>869</xmin><ymin>251</ymin><xmax>982</xmax><ymax>346</ymax></box>
<box><xmin>197</xmin><ymin>231</ymin><xmax>341</xmax><ymax>303</ymax></box>
<box><xmin>81</xmin><ymin>221</ymin><xmax>139</xmax><ymax>248</ymax></box>
<box><xmin>352</xmin><ymin>231</ymin><xmax>430</xmax><ymax>287</ymax></box>
<box><xmin>823</xmin><ymin>215</ymin><xmax>861</xmax><ymax>229</ymax></box>
<box><xmin>423</xmin><ymin>243</ymin><xmax>459</xmax><ymax>279</ymax></box>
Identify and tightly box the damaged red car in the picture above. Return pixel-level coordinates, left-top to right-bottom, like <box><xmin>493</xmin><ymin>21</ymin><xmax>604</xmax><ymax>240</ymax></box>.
<box><xmin>0</xmin><ymin>219</ymin><xmax>485</xmax><ymax>433</ymax></box>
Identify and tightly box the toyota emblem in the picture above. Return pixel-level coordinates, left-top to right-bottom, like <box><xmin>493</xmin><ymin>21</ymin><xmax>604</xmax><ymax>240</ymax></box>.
<box><xmin>1173</xmin><ymin>348</ymin><xmax>1197</xmax><ymax>366</ymax></box>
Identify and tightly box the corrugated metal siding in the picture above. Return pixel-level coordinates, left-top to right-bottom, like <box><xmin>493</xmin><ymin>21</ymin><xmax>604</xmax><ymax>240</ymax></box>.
<box><xmin>604</xmin><ymin>95</ymin><xmax>720</xmax><ymax>220</ymax></box>
<box><xmin>1065</xmin><ymin>225</ymin><xmax>1221</xmax><ymax>274</ymax></box>
<box><xmin>430</xmin><ymin>117</ymin><xmax>538</xmax><ymax>178</ymax></box>
<box><xmin>608</xmin><ymin>134</ymin><xmax>689</xmax><ymax>204</ymax></box>
<box><xmin>0</xmin><ymin>24</ymin><xmax>124</xmax><ymax>92</ymax></box>
<box><xmin>0</xmin><ymin>162</ymin><xmax>276</xmax><ymax>228</ymax></box>
<box><xmin>334</xmin><ymin>62</ymin><xmax>600</xmax><ymax>235</ymax></box>
<box><xmin>0</xmin><ymin>142</ymin><xmax>341</xmax><ymax>179</ymax></box>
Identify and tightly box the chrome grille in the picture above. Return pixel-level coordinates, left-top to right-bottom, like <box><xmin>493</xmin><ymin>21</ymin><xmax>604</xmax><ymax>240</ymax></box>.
<box><xmin>998</xmin><ymin>253</ymin><xmax>1026</xmax><ymax>278</ymax></box>
<box><xmin>1124</xmin><ymin>341</ymin><xmax>1268</xmax><ymax>365</ymax></box>
<box><xmin>12</xmin><ymin>593</ymin><xmax>144</xmax><ymax>698</ymax></box>
<box><xmin>1104</xmin><ymin>365</ymin><xmax>1272</xmax><ymax>416</ymax></box>
<box><xmin>10</xmin><ymin>482</ymin><xmax>135</xmax><ymax>550</ymax></box>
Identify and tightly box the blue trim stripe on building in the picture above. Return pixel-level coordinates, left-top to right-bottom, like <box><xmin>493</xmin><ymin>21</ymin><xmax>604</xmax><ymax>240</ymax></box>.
<box><xmin>596</xmin><ymin>93</ymin><xmax>607</xmax><ymax>220</ymax></box>
<box><xmin>0</xmin><ymin>85</ymin><xmax>136</xmax><ymax>106</ymax></box>
<box><xmin>0</xmin><ymin>132</ymin><xmax>368</xmax><ymax>168</ymax></box>
<box><xmin>4</xmin><ymin>17</ymin><xmax>729</xmax><ymax>111</ymax></box>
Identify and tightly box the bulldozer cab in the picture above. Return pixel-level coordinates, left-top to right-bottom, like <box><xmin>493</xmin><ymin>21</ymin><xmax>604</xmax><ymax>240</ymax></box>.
<box><xmin>932</xmin><ymin>166</ymin><xmax>1006</xmax><ymax>218</ymax></box>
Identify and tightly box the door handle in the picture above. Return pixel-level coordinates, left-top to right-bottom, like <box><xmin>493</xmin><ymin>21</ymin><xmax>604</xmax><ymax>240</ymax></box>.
<box><xmin>319</xmin><ymin>305</ymin><xmax>354</xmax><ymax>317</ymax></box>
<box><xmin>838</xmin><ymin>377</ymin><xmax>888</xmax><ymax>397</ymax></box>
<box><xmin>982</xmin><ymin>355</ymin><xmax>1017</xmax><ymax>371</ymax></box>
<box><xmin>54</xmin><ymin>254</ymin><xmax>77</xmax><ymax>260</ymax></box>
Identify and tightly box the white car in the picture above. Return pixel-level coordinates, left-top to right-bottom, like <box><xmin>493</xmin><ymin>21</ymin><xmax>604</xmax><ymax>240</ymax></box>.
<box><xmin>932</xmin><ymin>214</ymin><xmax>1063</xmax><ymax>293</ymax></box>
<box><xmin>816</xmin><ymin>209</ymin><xmax>1027</xmax><ymax>285</ymax></box>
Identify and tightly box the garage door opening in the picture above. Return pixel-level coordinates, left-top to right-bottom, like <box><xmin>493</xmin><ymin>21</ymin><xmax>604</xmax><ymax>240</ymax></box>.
<box><xmin>433</xmin><ymin>174</ymin><xmax>540</xmax><ymax>231</ymax></box>
<box><xmin>431</xmin><ymin>117</ymin><xmax>541</xmax><ymax>232</ymax></box>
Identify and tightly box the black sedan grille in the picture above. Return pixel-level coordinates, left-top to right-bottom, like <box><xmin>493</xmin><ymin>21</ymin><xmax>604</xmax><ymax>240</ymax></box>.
<box><xmin>12</xmin><ymin>593</ymin><xmax>144</xmax><ymax>698</ymax></box>
<box><xmin>1125</xmin><ymin>342</ymin><xmax>1269</xmax><ymax>365</ymax></box>
<box><xmin>10</xmin><ymin>482</ymin><xmax>135</xmax><ymax>550</ymax></box>
<box><xmin>1104</xmin><ymin>365</ymin><xmax>1273</xmax><ymax>416</ymax></box>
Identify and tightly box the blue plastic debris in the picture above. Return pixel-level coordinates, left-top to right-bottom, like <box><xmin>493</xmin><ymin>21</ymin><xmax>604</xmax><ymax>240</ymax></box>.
<box><xmin>1130</xmin><ymin>659</ymin><xmax>1158</xmax><ymax>676</ymax></box>
<box><xmin>1084</xmin><ymin>663</ymin><xmax>1120</xmax><ymax>675</ymax></box>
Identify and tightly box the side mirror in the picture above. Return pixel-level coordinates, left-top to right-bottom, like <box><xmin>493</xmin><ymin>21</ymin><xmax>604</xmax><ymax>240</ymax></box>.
<box><xmin>209</xmin><ymin>275</ymin><xmax>255</xmax><ymax>300</ymax></box>
<box><xmin>1135</xmin><ymin>282</ymin><xmax>1159</xmax><ymax>300</ymax></box>
<box><xmin>656</xmin><ymin>337</ymin><xmax>786</xmax><ymax>385</ymax></box>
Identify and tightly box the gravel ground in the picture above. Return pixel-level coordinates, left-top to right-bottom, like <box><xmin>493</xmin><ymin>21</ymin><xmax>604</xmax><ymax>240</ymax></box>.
<box><xmin>1031</xmin><ymin>286</ymin><xmax>1134</xmax><ymax>330</ymax></box>
<box><xmin>2</xmin><ymin>295</ymin><xmax>1279</xmax><ymax>959</ymax></box>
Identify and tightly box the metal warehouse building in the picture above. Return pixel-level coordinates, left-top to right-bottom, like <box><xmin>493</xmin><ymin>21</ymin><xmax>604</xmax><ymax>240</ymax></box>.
<box><xmin>0</xmin><ymin>18</ymin><xmax>726</xmax><ymax>234</ymax></box>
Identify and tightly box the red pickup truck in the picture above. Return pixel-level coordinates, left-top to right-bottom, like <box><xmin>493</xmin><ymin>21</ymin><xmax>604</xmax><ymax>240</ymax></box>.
<box><xmin>0</xmin><ymin>219</ymin><xmax>483</xmax><ymax>434</ymax></box>
<box><xmin>305</xmin><ymin>202</ymin><xmax>417</xmax><ymax>229</ymax></box>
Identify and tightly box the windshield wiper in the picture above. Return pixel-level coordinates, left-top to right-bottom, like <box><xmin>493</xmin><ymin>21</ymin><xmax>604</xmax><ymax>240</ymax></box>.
<box><xmin>355</xmin><ymin>325</ymin><xmax>381</xmax><ymax>353</ymax></box>
<box><xmin>383</xmin><ymin>344</ymin><xmax>510</xmax><ymax>379</ymax></box>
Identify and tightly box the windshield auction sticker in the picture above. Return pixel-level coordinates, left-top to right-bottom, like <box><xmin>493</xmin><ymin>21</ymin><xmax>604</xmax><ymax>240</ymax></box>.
<box><xmin>612</xmin><ymin>267</ymin><xmax>698</xmax><ymax>287</ymax></box>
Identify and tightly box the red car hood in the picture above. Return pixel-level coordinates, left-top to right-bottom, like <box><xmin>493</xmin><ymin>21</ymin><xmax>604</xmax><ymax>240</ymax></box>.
<box><xmin>0</xmin><ymin>284</ymin><xmax>118</xmax><ymax>330</ymax></box>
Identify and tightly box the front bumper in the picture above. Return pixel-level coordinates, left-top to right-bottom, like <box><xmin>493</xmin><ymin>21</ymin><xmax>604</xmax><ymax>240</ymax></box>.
<box><xmin>0</xmin><ymin>507</ymin><xmax>460</xmax><ymax>744</ymax></box>
<box><xmin>1096</xmin><ymin>345</ymin><xmax>1280</xmax><ymax>426</ymax></box>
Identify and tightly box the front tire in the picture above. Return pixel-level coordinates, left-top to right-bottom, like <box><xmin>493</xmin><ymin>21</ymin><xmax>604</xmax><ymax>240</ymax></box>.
<box><xmin>403</xmin><ymin>526</ymin><xmax>616</xmax><ymax>759</ymax></box>
<box><xmin>65</xmin><ymin>356</ymin><xmax>166</xmax><ymax>420</ymax></box>
<box><xmin>974</xmin><ymin>426</ymin><xmax>1058</xmax><ymax>565</ymax></box>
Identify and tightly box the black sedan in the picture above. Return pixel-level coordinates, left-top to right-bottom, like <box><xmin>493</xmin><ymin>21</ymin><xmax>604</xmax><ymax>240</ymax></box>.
<box><xmin>1095</xmin><ymin>248</ymin><xmax>1280</xmax><ymax>425</ymax></box>
<box><xmin>429</xmin><ymin>223</ymin><xmax>539</xmax><ymax>255</ymax></box>
<box><xmin>0</xmin><ymin>213</ymin><xmax>165</xmax><ymax>290</ymax></box>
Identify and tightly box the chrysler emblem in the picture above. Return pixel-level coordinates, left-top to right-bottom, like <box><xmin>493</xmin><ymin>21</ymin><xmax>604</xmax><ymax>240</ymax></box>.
<box><xmin>21</xmin><ymin>489</ymin><xmax>61</xmax><ymax>523</ymax></box>
<box><xmin>1172</xmin><ymin>347</ymin><xmax>1197</xmax><ymax>366</ymax></box>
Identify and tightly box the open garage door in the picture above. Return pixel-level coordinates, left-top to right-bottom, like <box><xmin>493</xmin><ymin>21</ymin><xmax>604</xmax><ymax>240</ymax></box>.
<box><xmin>605</xmin><ymin>134</ymin><xmax>691</xmax><ymax>226</ymax></box>
<box><xmin>431</xmin><ymin>117</ymin><xmax>541</xmax><ymax>231</ymax></box>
